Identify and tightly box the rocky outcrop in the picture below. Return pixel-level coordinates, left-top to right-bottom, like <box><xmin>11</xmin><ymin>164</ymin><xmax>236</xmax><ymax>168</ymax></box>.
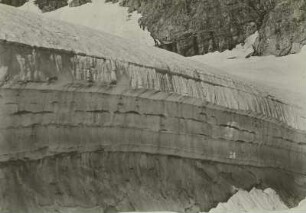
<box><xmin>69</xmin><ymin>0</ymin><xmax>92</xmax><ymax>7</ymax></box>
<box><xmin>108</xmin><ymin>0</ymin><xmax>306</xmax><ymax>57</ymax></box>
<box><xmin>34</xmin><ymin>0</ymin><xmax>68</xmax><ymax>12</ymax></box>
<box><xmin>0</xmin><ymin>5</ymin><xmax>306</xmax><ymax>213</ymax></box>
<box><xmin>0</xmin><ymin>0</ymin><xmax>26</xmax><ymax>7</ymax></box>
<box><xmin>106</xmin><ymin>0</ymin><xmax>272</xmax><ymax>56</ymax></box>
<box><xmin>0</xmin><ymin>0</ymin><xmax>91</xmax><ymax>12</ymax></box>
<box><xmin>254</xmin><ymin>0</ymin><xmax>306</xmax><ymax>56</ymax></box>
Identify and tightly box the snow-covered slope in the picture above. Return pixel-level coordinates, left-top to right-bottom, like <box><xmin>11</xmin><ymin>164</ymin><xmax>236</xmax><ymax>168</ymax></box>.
<box><xmin>19</xmin><ymin>0</ymin><xmax>155</xmax><ymax>46</ymax></box>
<box><xmin>18</xmin><ymin>0</ymin><xmax>41</xmax><ymax>13</ymax></box>
<box><xmin>191</xmin><ymin>33</ymin><xmax>306</xmax><ymax>112</ymax></box>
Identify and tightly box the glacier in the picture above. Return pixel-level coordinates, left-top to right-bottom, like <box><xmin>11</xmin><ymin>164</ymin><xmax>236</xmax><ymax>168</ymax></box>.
<box><xmin>0</xmin><ymin>3</ymin><xmax>306</xmax><ymax>213</ymax></box>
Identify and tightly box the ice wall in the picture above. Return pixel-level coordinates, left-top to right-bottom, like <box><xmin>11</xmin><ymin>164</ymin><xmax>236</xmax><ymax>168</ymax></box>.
<box><xmin>0</xmin><ymin>4</ymin><xmax>305</xmax><ymax>213</ymax></box>
<box><xmin>1</xmin><ymin>4</ymin><xmax>305</xmax><ymax>130</ymax></box>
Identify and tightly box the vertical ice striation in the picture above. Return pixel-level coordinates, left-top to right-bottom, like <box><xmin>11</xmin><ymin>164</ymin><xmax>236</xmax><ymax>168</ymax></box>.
<box><xmin>1</xmin><ymin>39</ymin><xmax>304</xmax><ymax>130</ymax></box>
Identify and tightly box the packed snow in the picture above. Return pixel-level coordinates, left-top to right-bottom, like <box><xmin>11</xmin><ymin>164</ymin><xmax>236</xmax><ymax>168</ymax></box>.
<box><xmin>191</xmin><ymin>33</ymin><xmax>306</xmax><ymax>106</ymax></box>
<box><xmin>190</xmin><ymin>32</ymin><xmax>306</xmax><ymax>128</ymax></box>
<box><xmin>19</xmin><ymin>0</ymin><xmax>155</xmax><ymax>46</ymax></box>
<box><xmin>19</xmin><ymin>0</ymin><xmax>41</xmax><ymax>13</ymax></box>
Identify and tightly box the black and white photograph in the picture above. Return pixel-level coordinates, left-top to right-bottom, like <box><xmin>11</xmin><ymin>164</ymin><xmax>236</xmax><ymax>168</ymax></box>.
<box><xmin>0</xmin><ymin>0</ymin><xmax>305</xmax><ymax>212</ymax></box>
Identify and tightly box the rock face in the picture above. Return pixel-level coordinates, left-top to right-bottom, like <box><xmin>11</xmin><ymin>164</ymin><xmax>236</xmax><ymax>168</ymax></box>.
<box><xmin>254</xmin><ymin>0</ymin><xmax>306</xmax><ymax>56</ymax></box>
<box><xmin>0</xmin><ymin>5</ymin><xmax>306</xmax><ymax>213</ymax></box>
<box><xmin>109</xmin><ymin>0</ymin><xmax>306</xmax><ymax>56</ymax></box>
<box><xmin>0</xmin><ymin>0</ymin><xmax>26</xmax><ymax>7</ymax></box>
<box><xmin>36</xmin><ymin>0</ymin><xmax>69</xmax><ymax>12</ymax></box>
<box><xmin>69</xmin><ymin>0</ymin><xmax>92</xmax><ymax>7</ymax></box>
<box><xmin>108</xmin><ymin>0</ymin><xmax>272</xmax><ymax>56</ymax></box>
<box><xmin>0</xmin><ymin>0</ymin><xmax>91</xmax><ymax>12</ymax></box>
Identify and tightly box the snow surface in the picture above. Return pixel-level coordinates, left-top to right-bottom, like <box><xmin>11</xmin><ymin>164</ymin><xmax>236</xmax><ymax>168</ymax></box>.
<box><xmin>19</xmin><ymin>0</ymin><xmax>41</xmax><ymax>13</ymax></box>
<box><xmin>19</xmin><ymin>0</ymin><xmax>155</xmax><ymax>46</ymax></box>
<box><xmin>191</xmin><ymin>33</ymin><xmax>306</xmax><ymax>110</ymax></box>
